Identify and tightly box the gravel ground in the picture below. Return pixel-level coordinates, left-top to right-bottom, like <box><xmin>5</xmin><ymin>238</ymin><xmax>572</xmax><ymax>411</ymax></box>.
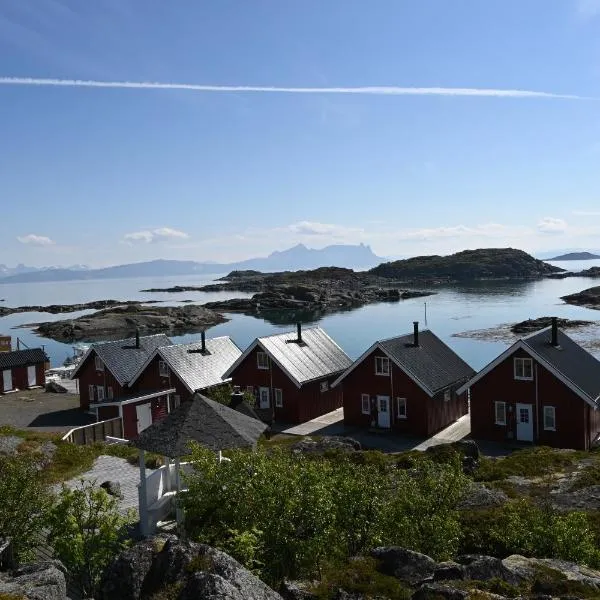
<box><xmin>0</xmin><ymin>388</ymin><xmax>94</xmax><ymax>432</ymax></box>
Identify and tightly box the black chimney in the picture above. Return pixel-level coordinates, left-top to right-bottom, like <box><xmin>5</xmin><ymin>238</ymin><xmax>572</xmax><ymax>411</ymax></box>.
<box><xmin>297</xmin><ymin>322</ymin><xmax>302</xmax><ymax>343</ymax></box>
<box><xmin>551</xmin><ymin>317</ymin><xmax>558</xmax><ymax>347</ymax></box>
<box><xmin>135</xmin><ymin>328</ymin><xmax>140</xmax><ymax>349</ymax></box>
<box><xmin>230</xmin><ymin>385</ymin><xmax>245</xmax><ymax>408</ymax></box>
<box><xmin>413</xmin><ymin>321</ymin><xmax>419</xmax><ymax>347</ymax></box>
<box><xmin>201</xmin><ymin>330</ymin><xmax>206</xmax><ymax>353</ymax></box>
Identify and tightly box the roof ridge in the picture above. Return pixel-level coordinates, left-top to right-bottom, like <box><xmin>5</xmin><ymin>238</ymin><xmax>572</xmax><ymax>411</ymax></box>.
<box><xmin>378</xmin><ymin>328</ymin><xmax>433</xmax><ymax>345</ymax></box>
<box><xmin>257</xmin><ymin>326</ymin><xmax>321</xmax><ymax>341</ymax></box>
<box><xmin>161</xmin><ymin>336</ymin><xmax>231</xmax><ymax>350</ymax></box>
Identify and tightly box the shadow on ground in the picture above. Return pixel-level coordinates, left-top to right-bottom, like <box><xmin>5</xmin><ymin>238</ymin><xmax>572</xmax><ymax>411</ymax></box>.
<box><xmin>28</xmin><ymin>408</ymin><xmax>96</xmax><ymax>429</ymax></box>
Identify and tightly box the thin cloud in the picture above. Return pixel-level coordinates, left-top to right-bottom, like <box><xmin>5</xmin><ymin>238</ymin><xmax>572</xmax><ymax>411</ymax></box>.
<box><xmin>0</xmin><ymin>77</ymin><xmax>587</xmax><ymax>100</ymax></box>
<box><xmin>16</xmin><ymin>233</ymin><xmax>54</xmax><ymax>246</ymax></box>
<box><xmin>123</xmin><ymin>227</ymin><xmax>189</xmax><ymax>244</ymax></box>
<box><xmin>397</xmin><ymin>223</ymin><xmax>530</xmax><ymax>241</ymax></box>
<box><xmin>288</xmin><ymin>221</ymin><xmax>364</xmax><ymax>237</ymax></box>
<box><xmin>537</xmin><ymin>217</ymin><xmax>568</xmax><ymax>234</ymax></box>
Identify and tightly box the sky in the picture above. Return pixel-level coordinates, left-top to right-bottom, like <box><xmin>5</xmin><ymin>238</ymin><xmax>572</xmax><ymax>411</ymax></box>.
<box><xmin>1</xmin><ymin>0</ymin><xmax>600</xmax><ymax>267</ymax></box>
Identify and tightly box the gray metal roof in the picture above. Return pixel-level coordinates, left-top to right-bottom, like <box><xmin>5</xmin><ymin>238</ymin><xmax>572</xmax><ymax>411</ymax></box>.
<box><xmin>227</xmin><ymin>327</ymin><xmax>352</xmax><ymax>387</ymax></box>
<box><xmin>0</xmin><ymin>348</ymin><xmax>48</xmax><ymax>370</ymax></box>
<box><xmin>156</xmin><ymin>337</ymin><xmax>242</xmax><ymax>392</ymax></box>
<box><xmin>523</xmin><ymin>327</ymin><xmax>600</xmax><ymax>401</ymax></box>
<box><xmin>377</xmin><ymin>330</ymin><xmax>475</xmax><ymax>395</ymax></box>
<box><xmin>74</xmin><ymin>334</ymin><xmax>171</xmax><ymax>386</ymax></box>
<box><xmin>133</xmin><ymin>393</ymin><xmax>268</xmax><ymax>456</ymax></box>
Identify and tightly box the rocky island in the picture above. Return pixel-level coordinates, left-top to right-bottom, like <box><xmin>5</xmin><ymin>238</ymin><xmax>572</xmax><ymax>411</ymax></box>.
<box><xmin>0</xmin><ymin>299</ymin><xmax>163</xmax><ymax>317</ymax></box>
<box><xmin>561</xmin><ymin>286</ymin><xmax>600</xmax><ymax>310</ymax></box>
<box><xmin>21</xmin><ymin>303</ymin><xmax>227</xmax><ymax>342</ymax></box>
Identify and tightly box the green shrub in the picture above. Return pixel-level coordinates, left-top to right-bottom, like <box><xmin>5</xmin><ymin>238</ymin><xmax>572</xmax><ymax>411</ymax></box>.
<box><xmin>43</xmin><ymin>441</ymin><xmax>97</xmax><ymax>483</ymax></box>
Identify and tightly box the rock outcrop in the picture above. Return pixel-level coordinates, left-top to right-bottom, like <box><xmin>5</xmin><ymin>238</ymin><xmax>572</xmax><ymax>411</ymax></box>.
<box><xmin>290</xmin><ymin>436</ymin><xmax>361</xmax><ymax>455</ymax></box>
<box><xmin>0</xmin><ymin>560</ymin><xmax>67</xmax><ymax>600</ymax></box>
<box><xmin>562</xmin><ymin>286</ymin><xmax>600</xmax><ymax>310</ymax></box>
<box><xmin>100</xmin><ymin>535</ymin><xmax>282</xmax><ymax>600</ymax></box>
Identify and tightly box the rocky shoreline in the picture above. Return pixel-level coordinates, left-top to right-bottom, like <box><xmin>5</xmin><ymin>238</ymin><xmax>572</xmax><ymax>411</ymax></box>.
<box><xmin>561</xmin><ymin>286</ymin><xmax>600</xmax><ymax>310</ymax></box>
<box><xmin>0</xmin><ymin>299</ymin><xmax>163</xmax><ymax>317</ymax></box>
<box><xmin>20</xmin><ymin>303</ymin><xmax>227</xmax><ymax>342</ymax></box>
<box><xmin>546</xmin><ymin>266</ymin><xmax>600</xmax><ymax>280</ymax></box>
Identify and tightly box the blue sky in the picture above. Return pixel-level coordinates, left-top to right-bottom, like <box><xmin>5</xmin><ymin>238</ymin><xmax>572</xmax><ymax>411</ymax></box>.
<box><xmin>1</xmin><ymin>0</ymin><xmax>600</xmax><ymax>267</ymax></box>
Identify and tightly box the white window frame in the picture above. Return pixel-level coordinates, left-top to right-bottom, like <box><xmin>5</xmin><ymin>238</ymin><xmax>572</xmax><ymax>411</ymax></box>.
<box><xmin>107</xmin><ymin>386</ymin><xmax>114</xmax><ymax>400</ymax></box>
<box><xmin>320</xmin><ymin>380</ymin><xmax>329</xmax><ymax>393</ymax></box>
<box><xmin>375</xmin><ymin>356</ymin><xmax>390</xmax><ymax>376</ymax></box>
<box><xmin>274</xmin><ymin>388</ymin><xmax>283</xmax><ymax>408</ymax></box>
<box><xmin>397</xmin><ymin>397</ymin><xmax>407</xmax><ymax>419</ymax></box>
<box><xmin>94</xmin><ymin>356</ymin><xmax>104</xmax><ymax>371</ymax></box>
<box><xmin>543</xmin><ymin>406</ymin><xmax>556</xmax><ymax>431</ymax></box>
<box><xmin>173</xmin><ymin>394</ymin><xmax>181</xmax><ymax>409</ymax></box>
<box><xmin>158</xmin><ymin>359</ymin><xmax>169</xmax><ymax>378</ymax></box>
<box><xmin>96</xmin><ymin>386</ymin><xmax>105</xmax><ymax>402</ymax></box>
<box><xmin>257</xmin><ymin>352</ymin><xmax>269</xmax><ymax>370</ymax></box>
<box><xmin>361</xmin><ymin>394</ymin><xmax>371</xmax><ymax>415</ymax></box>
<box><xmin>514</xmin><ymin>357</ymin><xmax>533</xmax><ymax>381</ymax></box>
<box><xmin>495</xmin><ymin>401</ymin><xmax>506</xmax><ymax>426</ymax></box>
<box><xmin>246</xmin><ymin>385</ymin><xmax>255</xmax><ymax>395</ymax></box>
<box><xmin>88</xmin><ymin>384</ymin><xmax>95</xmax><ymax>402</ymax></box>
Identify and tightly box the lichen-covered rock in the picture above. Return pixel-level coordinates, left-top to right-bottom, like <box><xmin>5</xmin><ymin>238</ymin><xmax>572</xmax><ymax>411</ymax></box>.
<box><xmin>457</xmin><ymin>555</ymin><xmax>526</xmax><ymax>586</ymax></box>
<box><xmin>411</xmin><ymin>583</ymin><xmax>469</xmax><ymax>600</ymax></box>
<box><xmin>100</xmin><ymin>480</ymin><xmax>123</xmax><ymax>499</ymax></box>
<box><xmin>280</xmin><ymin>579</ymin><xmax>318</xmax><ymax>599</ymax></box>
<box><xmin>291</xmin><ymin>437</ymin><xmax>361</xmax><ymax>455</ymax></box>
<box><xmin>433</xmin><ymin>561</ymin><xmax>464</xmax><ymax>581</ymax></box>
<box><xmin>0</xmin><ymin>560</ymin><xmax>66</xmax><ymax>600</ymax></box>
<box><xmin>371</xmin><ymin>546</ymin><xmax>437</xmax><ymax>585</ymax></box>
<box><xmin>457</xmin><ymin>482</ymin><xmax>509</xmax><ymax>510</ymax></box>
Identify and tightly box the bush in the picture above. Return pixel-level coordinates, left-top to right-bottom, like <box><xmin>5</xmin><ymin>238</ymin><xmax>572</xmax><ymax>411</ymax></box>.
<box><xmin>47</xmin><ymin>480</ymin><xmax>135</xmax><ymax>598</ymax></box>
<box><xmin>0</xmin><ymin>453</ymin><xmax>52</xmax><ymax>562</ymax></box>
<box><xmin>180</xmin><ymin>445</ymin><xmax>468</xmax><ymax>585</ymax></box>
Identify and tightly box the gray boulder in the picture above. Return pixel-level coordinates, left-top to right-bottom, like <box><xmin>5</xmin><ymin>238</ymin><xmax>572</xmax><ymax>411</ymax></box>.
<box><xmin>280</xmin><ymin>579</ymin><xmax>318</xmax><ymax>599</ymax></box>
<box><xmin>45</xmin><ymin>381</ymin><xmax>67</xmax><ymax>394</ymax></box>
<box><xmin>0</xmin><ymin>560</ymin><xmax>67</xmax><ymax>600</ymax></box>
<box><xmin>457</xmin><ymin>483</ymin><xmax>509</xmax><ymax>510</ymax></box>
<box><xmin>291</xmin><ymin>436</ymin><xmax>361</xmax><ymax>455</ymax></box>
<box><xmin>412</xmin><ymin>583</ymin><xmax>469</xmax><ymax>600</ymax></box>
<box><xmin>433</xmin><ymin>561</ymin><xmax>464</xmax><ymax>581</ymax></box>
<box><xmin>100</xmin><ymin>480</ymin><xmax>123</xmax><ymax>499</ymax></box>
<box><xmin>371</xmin><ymin>546</ymin><xmax>437</xmax><ymax>585</ymax></box>
<box><xmin>458</xmin><ymin>555</ymin><xmax>526</xmax><ymax>586</ymax></box>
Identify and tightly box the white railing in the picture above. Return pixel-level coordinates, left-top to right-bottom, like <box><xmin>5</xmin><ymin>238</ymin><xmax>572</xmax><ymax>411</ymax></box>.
<box><xmin>142</xmin><ymin>462</ymin><xmax>194</xmax><ymax>508</ymax></box>
<box><xmin>61</xmin><ymin>417</ymin><xmax>123</xmax><ymax>445</ymax></box>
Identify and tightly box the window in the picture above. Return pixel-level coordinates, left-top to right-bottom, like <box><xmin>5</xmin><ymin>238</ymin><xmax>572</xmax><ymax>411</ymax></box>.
<box><xmin>158</xmin><ymin>360</ymin><xmax>169</xmax><ymax>377</ymax></box>
<box><xmin>173</xmin><ymin>394</ymin><xmax>181</xmax><ymax>409</ymax></box>
<box><xmin>544</xmin><ymin>406</ymin><xmax>556</xmax><ymax>431</ymax></box>
<box><xmin>361</xmin><ymin>394</ymin><xmax>371</xmax><ymax>415</ymax></box>
<box><xmin>257</xmin><ymin>352</ymin><xmax>269</xmax><ymax>370</ymax></box>
<box><xmin>514</xmin><ymin>357</ymin><xmax>533</xmax><ymax>380</ymax></box>
<box><xmin>246</xmin><ymin>385</ymin><xmax>255</xmax><ymax>395</ymax></box>
<box><xmin>397</xmin><ymin>397</ymin><xmax>407</xmax><ymax>419</ymax></box>
<box><xmin>495</xmin><ymin>401</ymin><xmax>506</xmax><ymax>426</ymax></box>
<box><xmin>444</xmin><ymin>389</ymin><xmax>451</xmax><ymax>402</ymax></box>
<box><xmin>275</xmin><ymin>388</ymin><xmax>283</xmax><ymax>407</ymax></box>
<box><xmin>88</xmin><ymin>384</ymin><xmax>95</xmax><ymax>402</ymax></box>
<box><xmin>94</xmin><ymin>356</ymin><xmax>104</xmax><ymax>371</ymax></box>
<box><xmin>375</xmin><ymin>356</ymin><xmax>390</xmax><ymax>376</ymax></box>
<box><xmin>107</xmin><ymin>386</ymin><xmax>114</xmax><ymax>400</ymax></box>
<box><xmin>96</xmin><ymin>386</ymin><xmax>105</xmax><ymax>402</ymax></box>
<box><xmin>320</xmin><ymin>380</ymin><xmax>329</xmax><ymax>393</ymax></box>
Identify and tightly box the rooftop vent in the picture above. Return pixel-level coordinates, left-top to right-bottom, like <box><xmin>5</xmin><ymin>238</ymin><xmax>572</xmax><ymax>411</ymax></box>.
<box><xmin>413</xmin><ymin>321</ymin><xmax>419</xmax><ymax>347</ymax></box>
<box><xmin>188</xmin><ymin>331</ymin><xmax>211</xmax><ymax>355</ymax></box>
<box><xmin>285</xmin><ymin>322</ymin><xmax>306</xmax><ymax>346</ymax></box>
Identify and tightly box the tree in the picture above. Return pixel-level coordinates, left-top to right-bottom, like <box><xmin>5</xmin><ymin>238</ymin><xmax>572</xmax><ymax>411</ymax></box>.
<box><xmin>0</xmin><ymin>453</ymin><xmax>52</xmax><ymax>562</ymax></box>
<box><xmin>47</xmin><ymin>480</ymin><xmax>134</xmax><ymax>598</ymax></box>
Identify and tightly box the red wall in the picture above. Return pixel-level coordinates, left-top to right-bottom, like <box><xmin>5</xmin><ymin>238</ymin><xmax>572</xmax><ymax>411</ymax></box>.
<box><xmin>230</xmin><ymin>345</ymin><xmax>343</xmax><ymax>424</ymax></box>
<box><xmin>132</xmin><ymin>354</ymin><xmax>191</xmax><ymax>402</ymax></box>
<box><xmin>341</xmin><ymin>348</ymin><xmax>467</xmax><ymax>437</ymax></box>
<box><xmin>470</xmin><ymin>348</ymin><xmax>594</xmax><ymax>450</ymax></box>
<box><xmin>77</xmin><ymin>351</ymin><xmax>126</xmax><ymax>410</ymax></box>
<box><xmin>4</xmin><ymin>362</ymin><xmax>46</xmax><ymax>391</ymax></box>
<box><xmin>97</xmin><ymin>395</ymin><xmax>170</xmax><ymax>440</ymax></box>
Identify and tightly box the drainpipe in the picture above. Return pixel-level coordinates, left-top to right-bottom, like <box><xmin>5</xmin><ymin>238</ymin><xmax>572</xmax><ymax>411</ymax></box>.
<box><xmin>535</xmin><ymin>363</ymin><xmax>540</xmax><ymax>442</ymax></box>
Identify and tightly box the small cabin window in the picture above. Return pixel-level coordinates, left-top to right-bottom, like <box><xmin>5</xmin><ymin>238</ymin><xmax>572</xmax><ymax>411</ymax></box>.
<box><xmin>94</xmin><ymin>356</ymin><xmax>104</xmax><ymax>371</ymax></box>
<box><xmin>397</xmin><ymin>397</ymin><xmax>407</xmax><ymax>419</ymax></box>
<box><xmin>375</xmin><ymin>356</ymin><xmax>390</xmax><ymax>376</ymax></box>
<box><xmin>361</xmin><ymin>394</ymin><xmax>371</xmax><ymax>415</ymax></box>
<box><xmin>88</xmin><ymin>384</ymin><xmax>95</xmax><ymax>402</ymax></box>
<box><xmin>514</xmin><ymin>357</ymin><xmax>533</xmax><ymax>380</ymax></box>
<box><xmin>107</xmin><ymin>386</ymin><xmax>114</xmax><ymax>400</ymax></box>
<box><xmin>495</xmin><ymin>401</ymin><xmax>506</xmax><ymax>426</ymax></box>
<box><xmin>96</xmin><ymin>386</ymin><xmax>105</xmax><ymax>402</ymax></box>
<box><xmin>544</xmin><ymin>406</ymin><xmax>556</xmax><ymax>431</ymax></box>
<box><xmin>158</xmin><ymin>360</ymin><xmax>169</xmax><ymax>378</ymax></box>
<box><xmin>320</xmin><ymin>381</ymin><xmax>329</xmax><ymax>393</ymax></box>
<box><xmin>257</xmin><ymin>352</ymin><xmax>269</xmax><ymax>370</ymax></box>
<box><xmin>274</xmin><ymin>388</ymin><xmax>283</xmax><ymax>407</ymax></box>
<box><xmin>444</xmin><ymin>389</ymin><xmax>451</xmax><ymax>402</ymax></box>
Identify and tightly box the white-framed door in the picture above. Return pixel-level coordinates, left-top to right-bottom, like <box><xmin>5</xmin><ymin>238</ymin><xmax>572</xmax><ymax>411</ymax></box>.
<box><xmin>136</xmin><ymin>403</ymin><xmax>153</xmax><ymax>433</ymax></box>
<box><xmin>2</xmin><ymin>369</ymin><xmax>13</xmax><ymax>392</ymax></box>
<box><xmin>259</xmin><ymin>387</ymin><xmax>270</xmax><ymax>409</ymax></box>
<box><xmin>377</xmin><ymin>395</ymin><xmax>391</xmax><ymax>428</ymax></box>
<box><xmin>516</xmin><ymin>403</ymin><xmax>534</xmax><ymax>442</ymax></box>
<box><xmin>27</xmin><ymin>365</ymin><xmax>36</xmax><ymax>387</ymax></box>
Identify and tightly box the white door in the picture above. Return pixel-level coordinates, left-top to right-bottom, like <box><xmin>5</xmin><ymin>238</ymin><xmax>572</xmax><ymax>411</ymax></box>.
<box><xmin>516</xmin><ymin>403</ymin><xmax>534</xmax><ymax>442</ymax></box>
<box><xmin>136</xmin><ymin>403</ymin><xmax>153</xmax><ymax>433</ymax></box>
<box><xmin>259</xmin><ymin>387</ymin><xmax>270</xmax><ymax>409</ymax></box>
<box><xmin>2</xmin><ymin>369</ymin><xmax>12</xmax><ymax>392</ymax></box>
<box><xmin>27</xmin><ymin>365</ymin><xmax>36</xmax><ymax>387</ymax></box>
<box><xmin>377</xmin><ymin>395</ymin><xmax>391</xmax><ymax>428</ymax></box>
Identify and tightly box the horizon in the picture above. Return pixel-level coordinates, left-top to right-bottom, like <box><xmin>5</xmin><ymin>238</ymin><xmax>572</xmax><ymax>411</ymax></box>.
<box><xmin>2</xmin><ymin>1</ymin><xmax>600</xmax><ymax>267</ymax></box>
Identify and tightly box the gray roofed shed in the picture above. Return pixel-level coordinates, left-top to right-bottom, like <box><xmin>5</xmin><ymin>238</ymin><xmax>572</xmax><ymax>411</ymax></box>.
<box><xmin>133</xmin><ymin>393</ymin><xmax>268</xmax><ymax>457</ymax></box>
<box><xmin>72</xmin><ymin>333</ymin><xmax>171</xmax><ymax>385</ymax></box>
<box><xmin>223</xmin><ymin>327</ymin><xmax>352</xmax><ymax>387</ymax></box>
<box><xmin>0</xmin><ymin>348</ymin><xmax>48</xmax><ymax>370</ymax></box>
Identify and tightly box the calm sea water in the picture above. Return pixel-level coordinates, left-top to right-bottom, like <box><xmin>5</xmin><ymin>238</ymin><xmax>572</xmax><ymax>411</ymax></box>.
<box><xmin>1</xmin><ymin>260</ymin><xmax>599</xmax><ymax>370</ymax></box>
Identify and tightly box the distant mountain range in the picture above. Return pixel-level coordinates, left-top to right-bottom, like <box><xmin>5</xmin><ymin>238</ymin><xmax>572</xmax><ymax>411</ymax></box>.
<box><xmin>537</xmin><ymin>249</ymin><xmax>600</xmax><ymax>260</ymax></box>
<box><xmin>0</xmin><ymin>244</ymin><xmax>384</xmax><ymax>284</ymax></box>
<box><xmin>545</xmin><ymin>252</ymin><xmax>600</xmax><ymax>261</ymax></box>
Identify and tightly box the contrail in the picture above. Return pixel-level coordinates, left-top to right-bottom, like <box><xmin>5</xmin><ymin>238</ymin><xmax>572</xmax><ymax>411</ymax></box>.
<box><xmin>0</xmin><ymin>76</ymin><xmax>586</xmax><ymax>99</ymax></box>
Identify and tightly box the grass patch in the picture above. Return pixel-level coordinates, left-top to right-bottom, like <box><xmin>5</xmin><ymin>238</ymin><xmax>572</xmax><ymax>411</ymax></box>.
<box><xmin>0</xmin><ymin>424</ymin><xmax>59</xmax><ymax>443</ymax></box>
<box><xmin>43</xmin><ymin>441</ymin><xmax>98</xmax><ymax>483</ymax></box>
<box><xmin>309</xmin><ymin>557</ymin><xmax>411</xmax><ymax>600</ymax></box>
<box><xmin>474</xmin><ymin>447</ymin><xmax>585</xmax><ymax>482</ymax></box>
<box><xmin>570</xmin><ymin>461</ymin><xmax>600</xmax><ymax>491</ymax></box>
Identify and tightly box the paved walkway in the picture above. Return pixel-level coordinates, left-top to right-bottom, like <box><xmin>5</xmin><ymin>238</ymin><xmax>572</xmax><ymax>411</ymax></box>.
<box><xmin>412</xmin><ymin>414</ymin><xmax>471</xmax><ymax>451</ymax></box>
<box><xmin>276</xmin><ymin>407</ymin><xmax>345</xmax><ymax>436</ymax></box>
